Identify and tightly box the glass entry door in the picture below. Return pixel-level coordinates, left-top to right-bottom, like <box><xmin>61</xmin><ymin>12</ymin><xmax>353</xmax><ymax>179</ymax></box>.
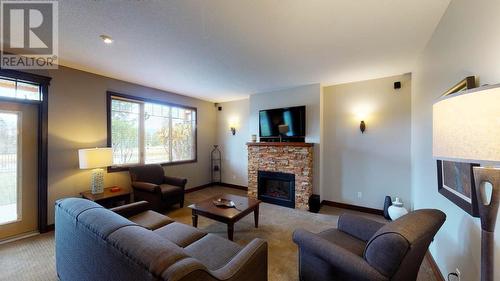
<box><xmin>0</xmin><ymin>102</ymin><xmax>38</xmax><ymax>240</ymax></box>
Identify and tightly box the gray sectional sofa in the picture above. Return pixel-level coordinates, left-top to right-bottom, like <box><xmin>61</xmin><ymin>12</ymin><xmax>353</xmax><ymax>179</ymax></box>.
<box><xmin>55</xmin><ymin>198</ymin><xmax>268</xmax><ymax>281</ymax></box>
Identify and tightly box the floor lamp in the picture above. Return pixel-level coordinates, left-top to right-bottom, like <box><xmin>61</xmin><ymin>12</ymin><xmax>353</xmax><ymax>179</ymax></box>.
<box><xmin>433</xmin><ymin>84</ymin><xmax>500</xmax><ymax>281</ymax></box>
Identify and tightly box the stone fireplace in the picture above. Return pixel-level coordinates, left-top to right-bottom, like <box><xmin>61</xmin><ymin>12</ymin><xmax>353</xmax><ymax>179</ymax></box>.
<box><xmin>247</xmin><ymin>142</ymin><xmax>313</xmax><ymax>210</ymax></box>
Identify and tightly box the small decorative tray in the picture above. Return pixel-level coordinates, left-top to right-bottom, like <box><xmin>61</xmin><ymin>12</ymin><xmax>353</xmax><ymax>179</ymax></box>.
<box><xmin>213</xmin><ymin>198</ymin><xmax>236</xmax><ymax>208</ymax></box>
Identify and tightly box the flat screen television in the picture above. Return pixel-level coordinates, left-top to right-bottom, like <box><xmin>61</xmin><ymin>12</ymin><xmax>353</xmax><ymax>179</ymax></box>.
<box><xmin>259</xmin><ymin>106</ymin><xmax>306</xmax><ymax>140</ymax></box>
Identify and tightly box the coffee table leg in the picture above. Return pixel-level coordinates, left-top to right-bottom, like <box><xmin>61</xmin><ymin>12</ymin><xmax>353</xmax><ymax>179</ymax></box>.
<box><xmin>192</xmin><ymin>212</ymin><xmax>198</xmax><ymax>228</ymax></box>
<box><xmin>254</xmin><ymin>205</ymin><xmax>259</xmax><ymax>228</ymax></box>
<box><xmin>227</xmin><ymin>223</ymin><xmax>234</xmax><ymax>241</ymax></box>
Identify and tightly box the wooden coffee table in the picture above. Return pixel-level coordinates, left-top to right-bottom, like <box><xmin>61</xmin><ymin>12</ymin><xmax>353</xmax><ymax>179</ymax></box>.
<box><xmin>188</xmin><ymin>194</ymin><xmax>261</xmax><ymax>241</ymax></box>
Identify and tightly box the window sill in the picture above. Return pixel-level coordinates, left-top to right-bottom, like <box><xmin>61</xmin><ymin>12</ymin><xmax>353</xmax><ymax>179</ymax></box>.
<box><xmin>107</xmin><ymin>159</ymin><xmax>197</xmax><ymax>173</ymax></box>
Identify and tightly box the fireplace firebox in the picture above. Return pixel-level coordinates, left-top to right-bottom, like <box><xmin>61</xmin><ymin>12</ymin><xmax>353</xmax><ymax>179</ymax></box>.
<box><xmin>257</xmin><ymin>171</ymin><xmax>295</xmax><ymax>208</ymax></box>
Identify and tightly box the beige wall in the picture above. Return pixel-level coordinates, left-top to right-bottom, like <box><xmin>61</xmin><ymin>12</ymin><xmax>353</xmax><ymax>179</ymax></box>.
<box><xmin>322</xmin><ymin>74</ymin><xmax>412</xmax><ymax>209</ymax></box>
<box><xmin>411</xmin><ymin>0</ymin><xmax>500</xmax><ymax>279</ymax></box>
<box><xmin>215</xmin><ymin>78</ymin><xmax>412</xmax><ymax>211</ymax></box>
<box><xmin>215</xmin><ymin>99</ymin><xmax>250</xmax><ymax>186</ymax></box>
<box><xmin>32</xmin><ymin>66</ymin><xmax>216</xmax><ymax>225</ymax></box>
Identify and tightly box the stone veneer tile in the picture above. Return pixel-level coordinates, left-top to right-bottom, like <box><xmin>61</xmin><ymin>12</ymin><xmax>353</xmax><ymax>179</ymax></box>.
<box><xmin>247</xmin><ymin>144</ymin><xmax>313</xmax><ymax>210</ymax></box>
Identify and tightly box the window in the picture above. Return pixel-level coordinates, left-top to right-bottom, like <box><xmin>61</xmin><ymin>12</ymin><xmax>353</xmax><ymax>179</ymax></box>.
<box><xmin>108</xmin><ymin>93</ymin><xmax>197</xmax><ymax>168</ymax></box>
<box><xmin>0</xmin><ymin>77</ymin><xmax>41</xmax><ymax>101</ymax></box>
<box><xmin>111</xmin><ymin>99</ymin><xmax>140</xmax><ymax>165</ymax></box>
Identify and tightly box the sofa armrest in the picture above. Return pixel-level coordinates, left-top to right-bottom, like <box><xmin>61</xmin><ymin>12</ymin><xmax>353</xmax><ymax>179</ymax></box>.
<box><xmin>164</xmin><ymin>176</ymin><xmax>187</xmax><ymax>188</ymax></box>
<box><xmin>132</xmin><ymin>181</ymin><xmax>160</xmax><ymax>193</ymax></box>
<box><xmin>163</xmin><ymin>239</ymin><xmax>267</xmax><ymax>281</ymax></box>
<box><xmin>210</xmin><ymin>238</ymin><xmax>268</xmax><ymax>280</ymax></box>
<box><xmin>337</xmin><ymin>213</ymin><xmax>385</xmax><ymax>242</ymax></box>
<box><xmin>293</xmin><ymin>229</ymin><xmax>386</xmax><ymax>281</ymax></box>
<box><xmin>110</xmin><ymin>201</ymin><xmax>151</xmax><ymax>218</ymax></box>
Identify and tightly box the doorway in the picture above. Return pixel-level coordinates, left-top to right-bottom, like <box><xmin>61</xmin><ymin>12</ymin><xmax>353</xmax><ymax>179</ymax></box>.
<box><xmin>0</xmin><ymin>102</ymin><xmax>39</xmax><ymax>240</ymax></box>
<box><xmin>0</xmin><ymin>70</ymin><xmax>51</xmax><ymax>237</ymax></box>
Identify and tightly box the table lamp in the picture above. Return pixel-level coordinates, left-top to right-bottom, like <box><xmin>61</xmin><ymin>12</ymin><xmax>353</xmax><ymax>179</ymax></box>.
<box><xmin>78</xmin><ymin>148</ymin><xmax>113</xmax><ymax>194</ymax></box>
<box><xmin>433</xmin><ymin>84</ymin><xmax>500</xmax><ymax>281</ymax></box>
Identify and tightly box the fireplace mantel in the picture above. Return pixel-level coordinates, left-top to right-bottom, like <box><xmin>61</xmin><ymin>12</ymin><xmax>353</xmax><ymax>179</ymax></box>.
<box><xmin>246</xmin><ymin>142</ymin><xmax>313</xmax><ymax>147</ymax></box>
<box><xmin>247</xmin><ymin>142</ymin><xmax>313</xmax><ymax>210</ymax></box>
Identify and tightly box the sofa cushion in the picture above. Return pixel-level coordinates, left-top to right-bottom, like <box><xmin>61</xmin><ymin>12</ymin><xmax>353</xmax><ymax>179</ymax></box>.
<box><xmin>129</xmin><ymin>210</ymin><xmax>174</xmax><ymax>230</ymax></box>
<box><xmin>318</xmin><ymin>228</ymin><xmax>366</xmax><ymax>257</ymax></box>
<box><xmin>55</xmin><ymin>198</ymin><xmax>102</xmax><ymax>218</ymax></box>
<box><xmin>77</xmin><ymin>206</ymin><xmax>137</xmax><ymax>239</ymax></box>
<box><xmin>160</xmin><ymin>184</ymin><xmax>183</xmax><ymax>198</ymax></box>
<box><xmin>185</xmin><ymin>234</ymin><xmax>242</xmax><ymax>270</ymax></box>
<box><xmin>107</xmin><ymin>225</ymin><xmax>189</xmax><ymax>276</ymax></box>
<box><xmin>154</xmin><ymin>222</ymin><xmax>207</xmax><ymax>247</ymax></box>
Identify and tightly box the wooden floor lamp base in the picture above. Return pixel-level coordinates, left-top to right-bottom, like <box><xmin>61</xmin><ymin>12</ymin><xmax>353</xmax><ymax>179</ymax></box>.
<box><xmin>481</xmin><ymin>230</ymin><xmax>494</xmax><ymax>281</ymax></box>
<box><xmin>473</xmin><ymin>167</ymin><xmax>500</xmax><ymax>281</ymax></box>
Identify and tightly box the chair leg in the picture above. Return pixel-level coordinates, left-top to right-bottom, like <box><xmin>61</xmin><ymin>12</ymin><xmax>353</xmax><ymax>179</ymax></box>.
<box><xmin>180</xmin><ymin>197</ymin><xmax>184</xmax><ymax>208</ymax></box>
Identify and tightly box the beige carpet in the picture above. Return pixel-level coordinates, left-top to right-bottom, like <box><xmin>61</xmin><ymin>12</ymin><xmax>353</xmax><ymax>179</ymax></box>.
<box><xmin>0</xmin><ymin>232</ymin><xmax>56</xmax><ymax>281</ymax></box>
<box><xmin>0</xmin><ymin>186</ymin><xmax>437</xmax><ymax>281</ymax></box>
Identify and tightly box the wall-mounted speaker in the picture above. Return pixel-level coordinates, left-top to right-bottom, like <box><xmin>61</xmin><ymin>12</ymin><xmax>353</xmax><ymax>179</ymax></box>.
<box><xmin>394</xmin><ymin>81</ymin><xmax>401</xmax><ymax>89</ymax></box>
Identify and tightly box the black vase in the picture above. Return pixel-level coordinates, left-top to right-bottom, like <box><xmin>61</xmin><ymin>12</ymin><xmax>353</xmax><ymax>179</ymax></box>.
<box><xmin>308</xmin><ymin>195</ymin><xmax>321</xmax><ymax>213</ymax></box>
<box><xmin>383</xmin><ymin>196</ymin><xmax>392</xmax><ymax>220</ymax></box>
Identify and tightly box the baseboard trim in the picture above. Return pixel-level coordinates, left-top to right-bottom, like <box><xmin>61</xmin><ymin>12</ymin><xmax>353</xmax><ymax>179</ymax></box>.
<box><xmin>185</xmin><ymin>182</ymin><xmax>248</xmax><ymax>193</ymax></box>
<box><xmin>219</xmin><ymin>182</ymin><xmax>248</xmax><ymax>191</ymax></box>
<box><xmin>321</xmin><ymin>200</ymin><xmax>384</xmax><ymax>216</ymax></box>
<box><xmin>185</xmin><ymin>183</ymin><xmax>213</xmax><ymax>193</ymax></box>
<box><xmin>426</xmin><ymin>251</ymin><xmax>445</xmax><ymax>281</ymax></box>
<box><xmin>46</xmin><ymin>224</ymin><xmax>54</xmax><ymax>232</ymax></box>
<box><xmin>0</xmin><ymin>231</ymin><xmax>40</xmax><ymax>245</ymax></box>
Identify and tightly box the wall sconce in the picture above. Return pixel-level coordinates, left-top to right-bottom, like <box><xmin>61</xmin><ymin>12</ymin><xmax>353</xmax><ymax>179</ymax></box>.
<box><xmin>360</xmin><ymin>121</ymin><xmax>366</xmax><ymax>133</ymax></box>
<box><xmin>353</xmin><ymin>104</ymin><xmax>374</xmax><ymax>134</ymax></box>
<box><xmin>228</xmin><ymin>116</ymin><xmax>239</xmax><ymax>136</ymax></box>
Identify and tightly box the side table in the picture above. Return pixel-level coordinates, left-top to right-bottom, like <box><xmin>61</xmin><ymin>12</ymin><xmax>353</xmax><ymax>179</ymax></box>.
<box><xmin>80</xmin><ymin>187</ymin><xmax>131</xmax><ymax>208</ymax></box>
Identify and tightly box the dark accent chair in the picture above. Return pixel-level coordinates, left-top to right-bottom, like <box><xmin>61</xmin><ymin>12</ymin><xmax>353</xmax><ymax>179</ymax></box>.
<box><xmin>293</xmin><ymin>209</ymin><xmax>446</xmax><ymax>281</ymax></box>
<box><xmin>129</xmin><ymin>164</ymin><xmax>187</xmax><ymax>211</ymax></box>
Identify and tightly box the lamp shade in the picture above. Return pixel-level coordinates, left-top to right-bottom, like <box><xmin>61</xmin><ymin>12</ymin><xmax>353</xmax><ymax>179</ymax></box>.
<box><xmin>433</xmin><ymin>85</ymin><xmax>500</xmax><ymax>162</ymax></box>
<box><xmin>78</xmin><ymin>148</ymin><xmax>113</xmax><ymax>169</ymax></box>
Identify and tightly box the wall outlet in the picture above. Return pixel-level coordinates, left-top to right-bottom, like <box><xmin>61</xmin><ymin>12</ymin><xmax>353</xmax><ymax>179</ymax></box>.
<box><xmin>232</xmin><ymin>175</ymin><xmax>236</xmax><ymax>180</ymax></box>
<box><xmin>357</xmin><ymin>192</ymin><xmax>362</xmax><ymax>199</ymax></box>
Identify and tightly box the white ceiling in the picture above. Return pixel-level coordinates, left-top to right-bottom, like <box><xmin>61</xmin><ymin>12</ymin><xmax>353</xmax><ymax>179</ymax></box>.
<box><xmin>58</xmin><ymin>0</ymin><xmax>450</xmax><ymax>102</ymax></box>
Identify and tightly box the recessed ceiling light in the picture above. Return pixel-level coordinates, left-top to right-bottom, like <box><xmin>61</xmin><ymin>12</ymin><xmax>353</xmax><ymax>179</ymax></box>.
<box><xmin>100</xmin><ymin>35</ymin><xmax>113</xmax><ymax>44</ymax></box>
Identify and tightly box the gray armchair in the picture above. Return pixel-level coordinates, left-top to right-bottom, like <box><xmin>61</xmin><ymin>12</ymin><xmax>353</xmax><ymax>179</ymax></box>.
<box><xmin>293</xmin><ymin>209</ymin><xmax>446</xmax><ymax>281</ymax></box>
<box><xmin>129</xmin><ymin>164</ymin><xmax>187</xmax><ymax>211</ymax></box>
